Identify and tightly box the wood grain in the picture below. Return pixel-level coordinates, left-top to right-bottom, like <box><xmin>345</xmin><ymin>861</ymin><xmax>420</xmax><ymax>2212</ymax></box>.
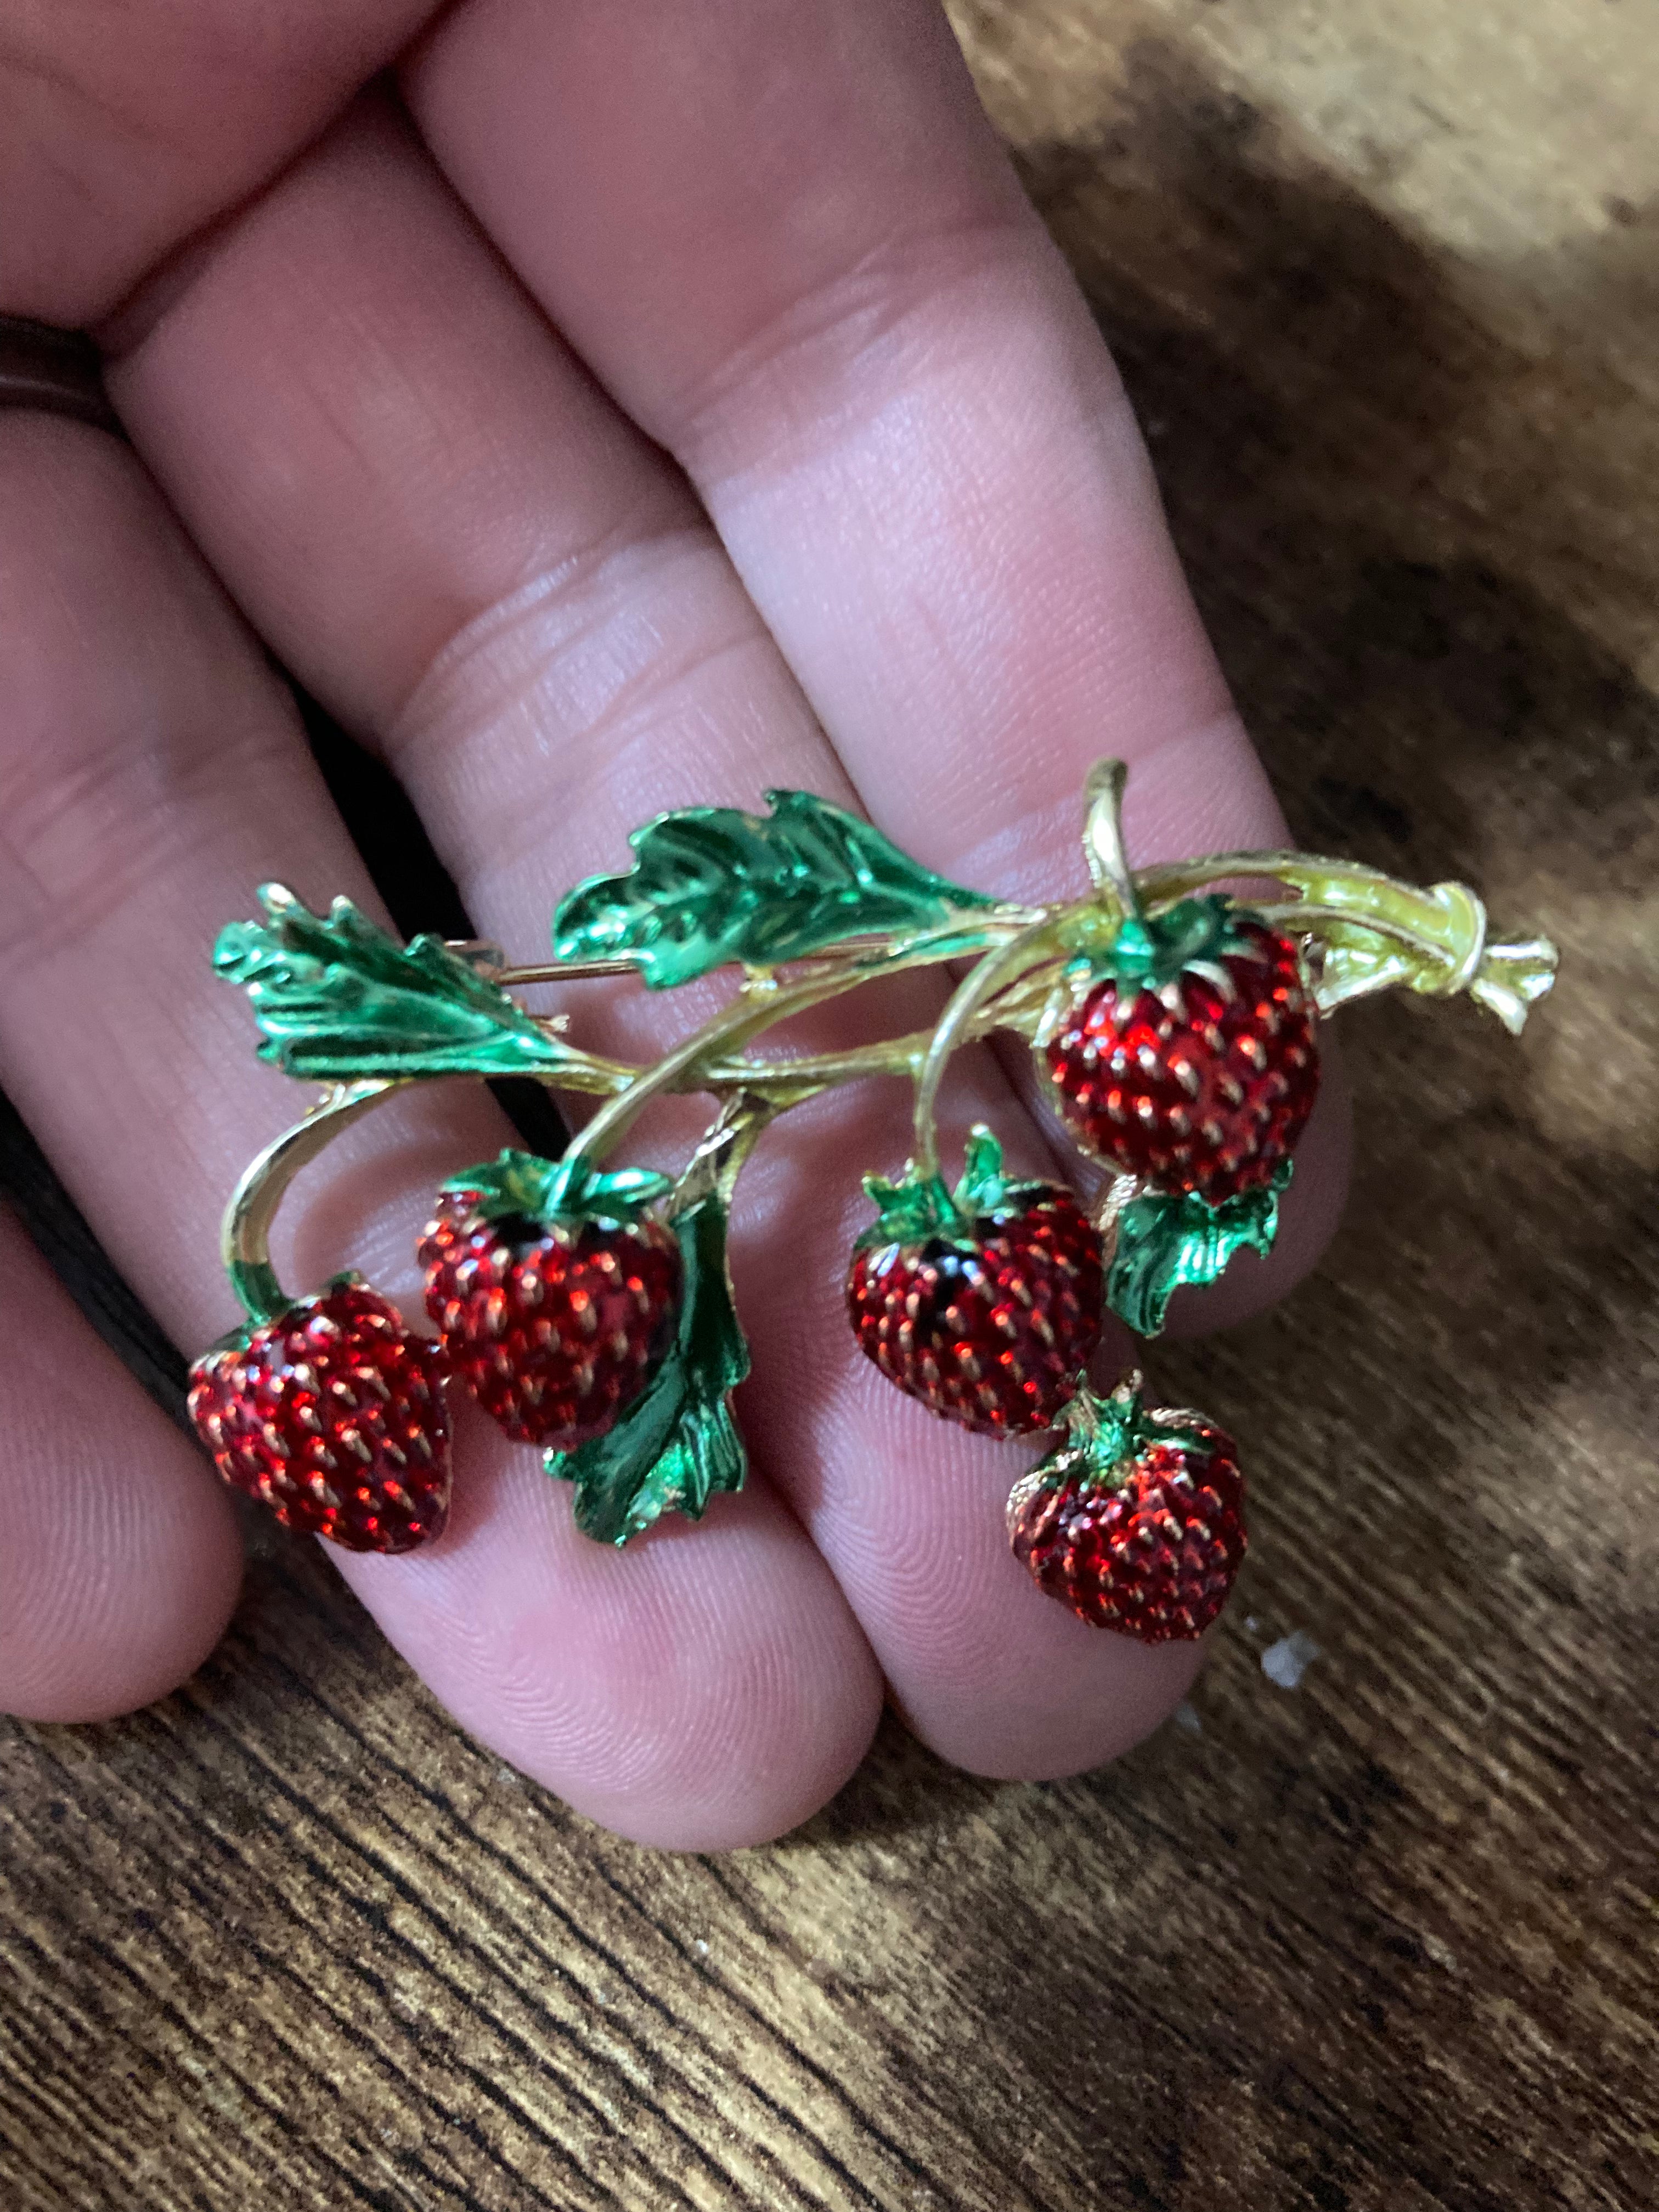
<box><xmin>3</xmin><ymin>4</ymin><xmax>1656</xmax><ymax>2205</ymax></box>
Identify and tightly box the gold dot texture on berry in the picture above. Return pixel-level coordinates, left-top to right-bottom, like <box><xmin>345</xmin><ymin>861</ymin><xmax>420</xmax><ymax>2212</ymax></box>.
<box><xmin>847</xmin><ymin>1192</ymin><xmax>1103</xmax><ymax>1436</ymax></box>
<box><xmin>1008</xmin><ymin>1423</ymin><xmax>1245</xmax><ymax>1641</ymax></box>
<box><xmin>1043</xmin><ymin>921</ymin><xmax>1319</xmax><ymax>1203</ymax></box>
<box><xmin>187</xmin><ymin>1284</ymin><xmax>452</xmax><ymax>1554</ymax></box>
<box><xmin>419</xmin><ymin>1197</ymin><xmax>682</xmax><ymax>1449</ymax></box>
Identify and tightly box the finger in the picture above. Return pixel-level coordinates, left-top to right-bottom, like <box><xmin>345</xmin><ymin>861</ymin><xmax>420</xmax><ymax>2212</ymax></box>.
<box><xmin>0</xmin><ymin>0</ymin><xmax>436</xmax><ymax>321</ymax></box>
<box><xmin>0</xmin><ymin>1202</ymin><xmax>242</xmax><ymax>1721</ymax></box>
<box><xmin>103</xmin><ymin>98</ymin><xmax>1212</xmax><ymax>1778</ymax></box>
<box><xmin>0</xmin><ymin>411</ymin><xmax>879</xmax><ymax>1845</ymax></box>
<box><xmin>405</xmin><ymin>0</ymin><xmax>1273</xmax><ymax>860</ymax></box>
<box><xmin>404</xmin><ymin>0</ymin><xmax>1351</xmax><ymax>1289</ymax></box>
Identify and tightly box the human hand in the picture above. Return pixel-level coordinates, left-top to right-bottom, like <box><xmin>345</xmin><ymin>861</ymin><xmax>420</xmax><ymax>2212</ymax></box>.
<box><xmin>0</xmin><ymin>0</ymin><xmax>1347</xmax><ymax>1846</ymax></box>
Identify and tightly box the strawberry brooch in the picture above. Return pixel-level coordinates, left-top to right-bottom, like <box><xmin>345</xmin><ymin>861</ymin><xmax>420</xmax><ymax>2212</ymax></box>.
<box><xmin>195</xmin><ymin>762</ymin><xmax>1555</xmax><ymax>1651</ymax></box>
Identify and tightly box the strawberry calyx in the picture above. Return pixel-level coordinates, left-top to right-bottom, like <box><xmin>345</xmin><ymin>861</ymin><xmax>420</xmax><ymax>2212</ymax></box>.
<box><xmin>855</xmin><ymin>1124</ymin><xmax>1058</xmax><ymax>1252</ymax></box>
<box><xmin>1060</xmin><ymin>894</ymin><xmax>1268</xmax><ymax>1003</ymax></box>
<box><xmin>206</xmin><ymin>1268</ymin><xmax>369</xmax><ymax>1354</ymax></box>
<box><xmin>439</xmin><ymin>1148</ymin><xmax>674</xmax><ymax>1239</ymax></box>
<box><xmin>1026</xmin><ymin>1372</ymin><xmax>1206</xmax><ymax>1497</ymax></box>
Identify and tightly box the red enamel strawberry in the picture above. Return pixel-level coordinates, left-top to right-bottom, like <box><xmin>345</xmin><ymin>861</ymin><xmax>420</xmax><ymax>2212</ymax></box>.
<box><xmin>1042</xmin><ymin>903</ymin><xmax>1318</xmax><ymax>1204</ymax></box>
<box><xmin>1040</xmin><ymin>765</ymin><xmax>1318</xmax><ymax>1204</ymax></box>
<box><xmin>188</xmin><ymin>1278</ymin><xmax>451</xmax><ymax>1553</ymax></box>
<box><xmin>847</xmin><ymin>1125</ymin><xmax>1104</xmax><ymax>1437</ymax></box>
<box><xmin>420</xmin><ymin>1150</ymin><xmax>681</xmax><ymax>1448</ymax></box>
<box><xmin>1006</xmin><ymin>1374</ymin><xmax>1244</xmax><ymax>1640</ymax></box>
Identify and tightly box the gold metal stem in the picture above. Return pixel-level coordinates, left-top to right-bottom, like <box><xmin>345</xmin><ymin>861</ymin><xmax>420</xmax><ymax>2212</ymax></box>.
<box><xmin>556</xmin><ymin>918</ymin><xmax>1041</xmax><ymax>1172</ymax></box>
<box><xmin>909</xmin><ymin>917</ymin><xmax>1064</xmax><ymax>1180</ymax></box>
<box><xmin>1136</xmin><ymin>851</ymin><xmax>1470</xmax><ymax>956</ymax></box>
<box><xmin>220</xmin><ymin>1080</ymin><xmax>407</xmax><ymax>1326</ymax></box>
<box><xmin>494</xmin><ymin>955</ymin><xmax>651</xmax><ymax>985</ymax></box>
<box><xmin>669</xmin><ymin>1092</ymin><xmax>780</xmax><ymax>1216</ymax></box>
<box><xmin>213</xmin><ymin>919</ymin><xmax>1053</xmax><ymax>1322</ymax></box>
<box><xmin>1080</xmin><ymin>758</ymin><xmax>1141</xmax><ymax>916</ymax></box>
<box><xmin>560</xmin><ymin>967</ymin><xmax>891</xmax><ymax>1171</ymax></box>
<box><xmin>524</xmin><ymin>984</ymin><xmax>1060</xmax><ymax>1108</ymax></box>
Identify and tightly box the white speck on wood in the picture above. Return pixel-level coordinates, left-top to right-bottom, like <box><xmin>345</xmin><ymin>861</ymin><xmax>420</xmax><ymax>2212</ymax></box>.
<box><xmin>1261</xmin><ymin>1629</ymin><xmax>1323</xmax><ymax>1689</ymax></box>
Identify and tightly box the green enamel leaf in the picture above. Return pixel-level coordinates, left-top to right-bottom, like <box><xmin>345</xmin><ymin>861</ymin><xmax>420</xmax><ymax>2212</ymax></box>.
<box><xmin>1107</xmin><ymin>1162</ymin><xmax>1293</xmax><ymax>1338</ymax></box>
<box><xmin>551</xmin><ymin>788</ymin><xmax>1000</xmax><ymax>989</ymax></box>
<box><xmin>545</xmin><ymin>1194</ymin><xmax>749</xmax><ymax>1547</ymax></box>
<box><xmin>215</xmin><ymin>885</ymin><xmax>575</xmax><ymax>1081</ymax></box>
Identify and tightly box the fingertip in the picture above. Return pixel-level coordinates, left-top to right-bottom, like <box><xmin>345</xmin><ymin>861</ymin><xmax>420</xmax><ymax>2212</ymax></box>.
<box><xmin>338</xmin><ymin>1414</ymin><xmax>885</xmax><ymax>1850</ymax></box>
<box><xmin>0</xmin><ymin>1208</ymin><xmax>244</xmax><ymax>1724</ymax></box>
<box><xmin>3</xmin><ymin>1483</ymin><xmax>244</xmax><ymax>1726</ymax></box>
<box><xmin>900</xmin><ymin>1607</ymin><xmax>1206</xmax><ymax>1783</ymax></box>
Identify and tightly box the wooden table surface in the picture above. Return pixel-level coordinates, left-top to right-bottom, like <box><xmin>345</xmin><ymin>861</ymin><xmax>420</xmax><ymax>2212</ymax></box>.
<box><xmin>3</xmin><ymin>4</ymin><xmax>1655</xmax><ymax>2205</ymax></box>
